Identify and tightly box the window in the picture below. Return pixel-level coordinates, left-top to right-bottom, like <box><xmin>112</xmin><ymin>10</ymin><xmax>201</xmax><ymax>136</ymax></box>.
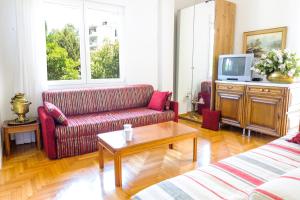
<box><xmin>45</xmin><ymin>3</ymin><xmax>82</xmax><ymax>81</ymax></box>
<box><xmin>86</xmin><ymin>3</ymin><xmax>122</xmax><ymax>81</ymax></box>
<box><xmin>44</xmin><ymin>0</ymin><xmax>124</xmax><ymax>85</ymax></box>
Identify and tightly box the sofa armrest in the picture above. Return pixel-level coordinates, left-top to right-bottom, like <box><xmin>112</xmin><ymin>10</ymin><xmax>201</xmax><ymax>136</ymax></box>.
<box><xmin>38</xmin><ymin>106</ymin><xmax>57</xmax><ymax>159</ymax></box>
<box><xmin>170</xmin><ymin>101</ymin><xmax>179</xmax><ymax>122</ymax></box>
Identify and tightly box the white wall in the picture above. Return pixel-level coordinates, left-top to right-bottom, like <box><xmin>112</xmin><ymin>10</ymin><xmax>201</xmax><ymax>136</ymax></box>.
<box><xmin>125</xmin><ymin>0</ymin><xmax>175</xmax><ymax>92</ymax></box>
<box><xmin>229</xmin><ymin>0</ymin><xmax>300</xmax><ymax>55</ymax></box>
<box><xmin>124</xmin><ymin>0</ymin><xmax>159</xmax><ymax>88</ymax></box>
<box><xmin>158</xmin><ymin>0</ymin><xmax>175</xmax><ymax>92</ymax></box>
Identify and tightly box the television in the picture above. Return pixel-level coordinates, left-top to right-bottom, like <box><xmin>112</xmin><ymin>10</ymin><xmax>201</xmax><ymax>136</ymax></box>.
<box><xmin>218</xmin><ymin>54</ymin><xmax>254</xmax><ymax>82</ymax></box>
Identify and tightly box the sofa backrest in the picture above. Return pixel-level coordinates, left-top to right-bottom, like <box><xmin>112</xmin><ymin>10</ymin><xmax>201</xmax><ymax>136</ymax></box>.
<box><xmin>42</xmin><ymin>84</ymin><xmax>154</xmax><ymax>116</ymax></box>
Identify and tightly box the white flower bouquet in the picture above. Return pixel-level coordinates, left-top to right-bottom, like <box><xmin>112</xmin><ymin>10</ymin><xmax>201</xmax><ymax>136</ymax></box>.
<box><xmin>252</xmin><ymin>49</ymin><xmax>300</xmax><ymax>78</ymax></box>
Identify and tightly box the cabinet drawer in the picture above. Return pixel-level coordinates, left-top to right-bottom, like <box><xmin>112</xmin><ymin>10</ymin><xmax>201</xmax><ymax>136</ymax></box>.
<box><xmin>246</xmin><ymin>86</ymin><xmax>285</xmax><ymax>96</ymax></box>
<box><xmin>217</xmin><ymin>84</ymin><xmax>244</xmax><ymax>92</ymax></box>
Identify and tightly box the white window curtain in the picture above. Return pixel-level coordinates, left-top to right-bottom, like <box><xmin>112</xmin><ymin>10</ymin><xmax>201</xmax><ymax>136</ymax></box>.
<box><xmin>0</xmin><ymin>97</ymin><xmax>3</xmax><ymax>169</ymax></box>
<box><xmin>15</xmin><ymin>0</ymin><xmax>48</xmax><ymax>117</ymax></box>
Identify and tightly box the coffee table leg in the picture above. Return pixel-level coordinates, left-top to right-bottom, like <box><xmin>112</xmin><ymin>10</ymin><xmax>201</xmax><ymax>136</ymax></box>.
<box><xmin>193</xmin><ymin>137</ymin><xmax>197</xmax><ymax>162</ymax></box>
<box><xmin>114</xmin><ymin>154</ymin><xmax>122</xmax><ymax>187</ymax></box>
<box><xmin>168</xmin><ymin>144</ymin><xmax>173</xmax><ymax>149</ymax></box>
<box><xmin>98</xmin><ymin>143</ymin><xmax>104</xmax><ymax>169</ymax></box>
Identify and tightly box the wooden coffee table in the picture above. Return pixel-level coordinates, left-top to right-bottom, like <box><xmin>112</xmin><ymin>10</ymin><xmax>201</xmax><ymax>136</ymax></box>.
<box><xmin>97</xmin><ymin>121</ymin><xmax>198</xmax><ymax>187</ymax></box>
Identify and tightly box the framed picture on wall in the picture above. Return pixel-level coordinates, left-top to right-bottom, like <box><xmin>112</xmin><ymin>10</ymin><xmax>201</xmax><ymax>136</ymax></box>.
<box><xmin>243</xmin><ymin>27</ymin><xmax>288</xmax><ymax>58</ymax></box>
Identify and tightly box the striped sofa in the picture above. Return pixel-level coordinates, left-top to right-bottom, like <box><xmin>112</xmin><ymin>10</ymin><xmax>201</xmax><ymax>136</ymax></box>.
<box><xmin>133</xmin><ymin>134</ymin><xmax>300</xmax><ymax>200</ymax></box>
<box><xmin>38</xmin><ymin>85</ymin><xmax>178</xmax><ymax>159</ymax></box>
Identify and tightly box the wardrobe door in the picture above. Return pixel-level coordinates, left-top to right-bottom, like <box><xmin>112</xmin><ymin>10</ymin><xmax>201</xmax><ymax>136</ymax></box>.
<box><xmin>177</xmin><ymin>7</ymin><xmax>194</xmax><ymax>114</ymax></box>
<box><xmin>176</xmin><ymin>2</ymin><xmax>215</xmax><ymax>115</ymax></box>
<box><xmin>192</xmin><ymin>2</ymin><xmax>215</xmax><ymax>102</ymax></box>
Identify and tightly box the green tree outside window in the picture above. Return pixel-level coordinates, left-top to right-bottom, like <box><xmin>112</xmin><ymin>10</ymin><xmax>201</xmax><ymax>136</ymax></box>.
<box><xmin>46</xmin><ymin>24</ymin><xmax>120</xmax><ymax>81</ymax></box>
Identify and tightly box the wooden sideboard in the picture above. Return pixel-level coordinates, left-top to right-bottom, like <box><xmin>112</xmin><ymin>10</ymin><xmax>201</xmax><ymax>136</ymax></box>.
<box><xmin>216</xmin><ymin>81</ymin><xmax>300</xmax><ymax>137</ymax></box>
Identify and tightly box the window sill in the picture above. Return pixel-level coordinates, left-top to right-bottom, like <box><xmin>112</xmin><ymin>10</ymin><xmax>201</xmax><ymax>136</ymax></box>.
<box><xmin>47</xmin><ymin>78</ymin><xmax>127</xmax><ymax>90</ymax></box>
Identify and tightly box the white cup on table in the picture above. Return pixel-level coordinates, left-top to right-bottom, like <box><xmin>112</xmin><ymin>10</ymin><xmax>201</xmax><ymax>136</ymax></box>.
<box><xmin>123</xmin><ymin>124</ymin><xmax>133</xmax><ymax>141</ymax></box>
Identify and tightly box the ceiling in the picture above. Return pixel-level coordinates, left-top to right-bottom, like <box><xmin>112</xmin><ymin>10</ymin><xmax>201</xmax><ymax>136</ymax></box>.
<box><xmin>175</xmin><ymin>0</ymin><xmax>206</xmax><ymax>11</ymax></box>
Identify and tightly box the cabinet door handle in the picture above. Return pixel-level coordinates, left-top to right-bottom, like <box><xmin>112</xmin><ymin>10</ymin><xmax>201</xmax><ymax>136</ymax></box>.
<box><xmin>227</xmin><ymin>86</ymin><xmax>233</xmax><ymax>89</ymax></box>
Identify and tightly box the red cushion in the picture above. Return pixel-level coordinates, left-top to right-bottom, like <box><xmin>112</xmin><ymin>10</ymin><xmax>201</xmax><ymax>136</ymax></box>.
<box><xmin>44</xmin><ymin>102</ymin><xmax>68</xmax><ymax>126</ymax></box>
<box><xmin>165</xmin><ymin>92</ymin><xmax>172</xmax><ymax>111</ymax></box>
<box><xmin>148</xmin><ymin>91</ymin><xmax>169</xmax><ymax>111</ymax></box>
<box><xmin>202</xmin><ymin>109</ymin><xmax>220</xmax><ymax>131</ymax></box>
<box><xmin>288</xmin><ymin>133</ymin><xmax>300</xmax><ymax>144</ymax></box>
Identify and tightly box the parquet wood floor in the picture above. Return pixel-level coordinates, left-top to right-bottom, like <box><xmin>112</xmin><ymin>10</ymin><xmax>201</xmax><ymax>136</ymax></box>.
<box><xmin>0</xmin><ymin>120</ymin><xmax>276</xmax><ymax>200</ymax></box>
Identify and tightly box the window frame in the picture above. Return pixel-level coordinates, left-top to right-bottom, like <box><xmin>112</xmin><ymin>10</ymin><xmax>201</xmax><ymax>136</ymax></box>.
<box><xmin>44</xmin><ymin>0</ymin><xmax>126</xmax><ymax>87</ymax></box>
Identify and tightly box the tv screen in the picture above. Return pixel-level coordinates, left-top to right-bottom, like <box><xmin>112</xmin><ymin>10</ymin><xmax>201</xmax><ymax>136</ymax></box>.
<box><xmin>222</xmin><ymin>57</ymin><xmax>246</xmax><ymax>76</ymax></box>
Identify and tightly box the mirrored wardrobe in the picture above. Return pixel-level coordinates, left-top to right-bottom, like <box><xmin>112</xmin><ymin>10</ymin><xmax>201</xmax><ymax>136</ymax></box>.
<box><xmin>175</xmin><ymin>0</ymin><xmax>215</xmax><ymax>123</ymax></box>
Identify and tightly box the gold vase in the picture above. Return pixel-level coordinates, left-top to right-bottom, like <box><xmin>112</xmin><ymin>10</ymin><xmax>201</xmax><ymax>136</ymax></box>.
<box><xmin>267</xmin><ymin>71</ymin><xmax>294</xmax><ymax>84</ymax></box>
<box><xmin>10</xmin><ymin>93</ymin><xmax>31</xmax><ymax>123</ymax></box>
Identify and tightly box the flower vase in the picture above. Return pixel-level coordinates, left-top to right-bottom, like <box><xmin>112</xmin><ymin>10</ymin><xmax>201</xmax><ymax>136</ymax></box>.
<box><xmin>267</xmin><ymin>71</ymin><xmax>294</xmax><ymax>84</ymax></box>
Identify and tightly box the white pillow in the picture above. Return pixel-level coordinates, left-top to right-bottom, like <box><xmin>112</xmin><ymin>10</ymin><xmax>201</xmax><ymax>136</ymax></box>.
<box><xmin>249</xmin><ymin>168</ymin><xmax>300</xmax><ymax>200</ymax></box>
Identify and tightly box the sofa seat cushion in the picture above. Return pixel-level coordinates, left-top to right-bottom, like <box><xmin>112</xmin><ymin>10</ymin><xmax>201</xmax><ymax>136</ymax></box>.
<box><xmin>55</xmin><ymin>108</ymin><xmax>175</xmax><ymax>158</ymax></box>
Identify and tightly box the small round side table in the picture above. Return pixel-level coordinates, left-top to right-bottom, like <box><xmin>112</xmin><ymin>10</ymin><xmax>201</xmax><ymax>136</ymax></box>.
<box><xmin>2</xmin><ymin>118</ymin><xmax>41</xmax><ymax>158</ymax></box>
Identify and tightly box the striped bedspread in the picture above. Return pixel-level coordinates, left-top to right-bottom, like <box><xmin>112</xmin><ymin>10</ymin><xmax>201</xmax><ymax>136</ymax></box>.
<box><xmin>132</xmin><ymin>136</ymin><xmax>300</xmax><ymax>200</ymax></box>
